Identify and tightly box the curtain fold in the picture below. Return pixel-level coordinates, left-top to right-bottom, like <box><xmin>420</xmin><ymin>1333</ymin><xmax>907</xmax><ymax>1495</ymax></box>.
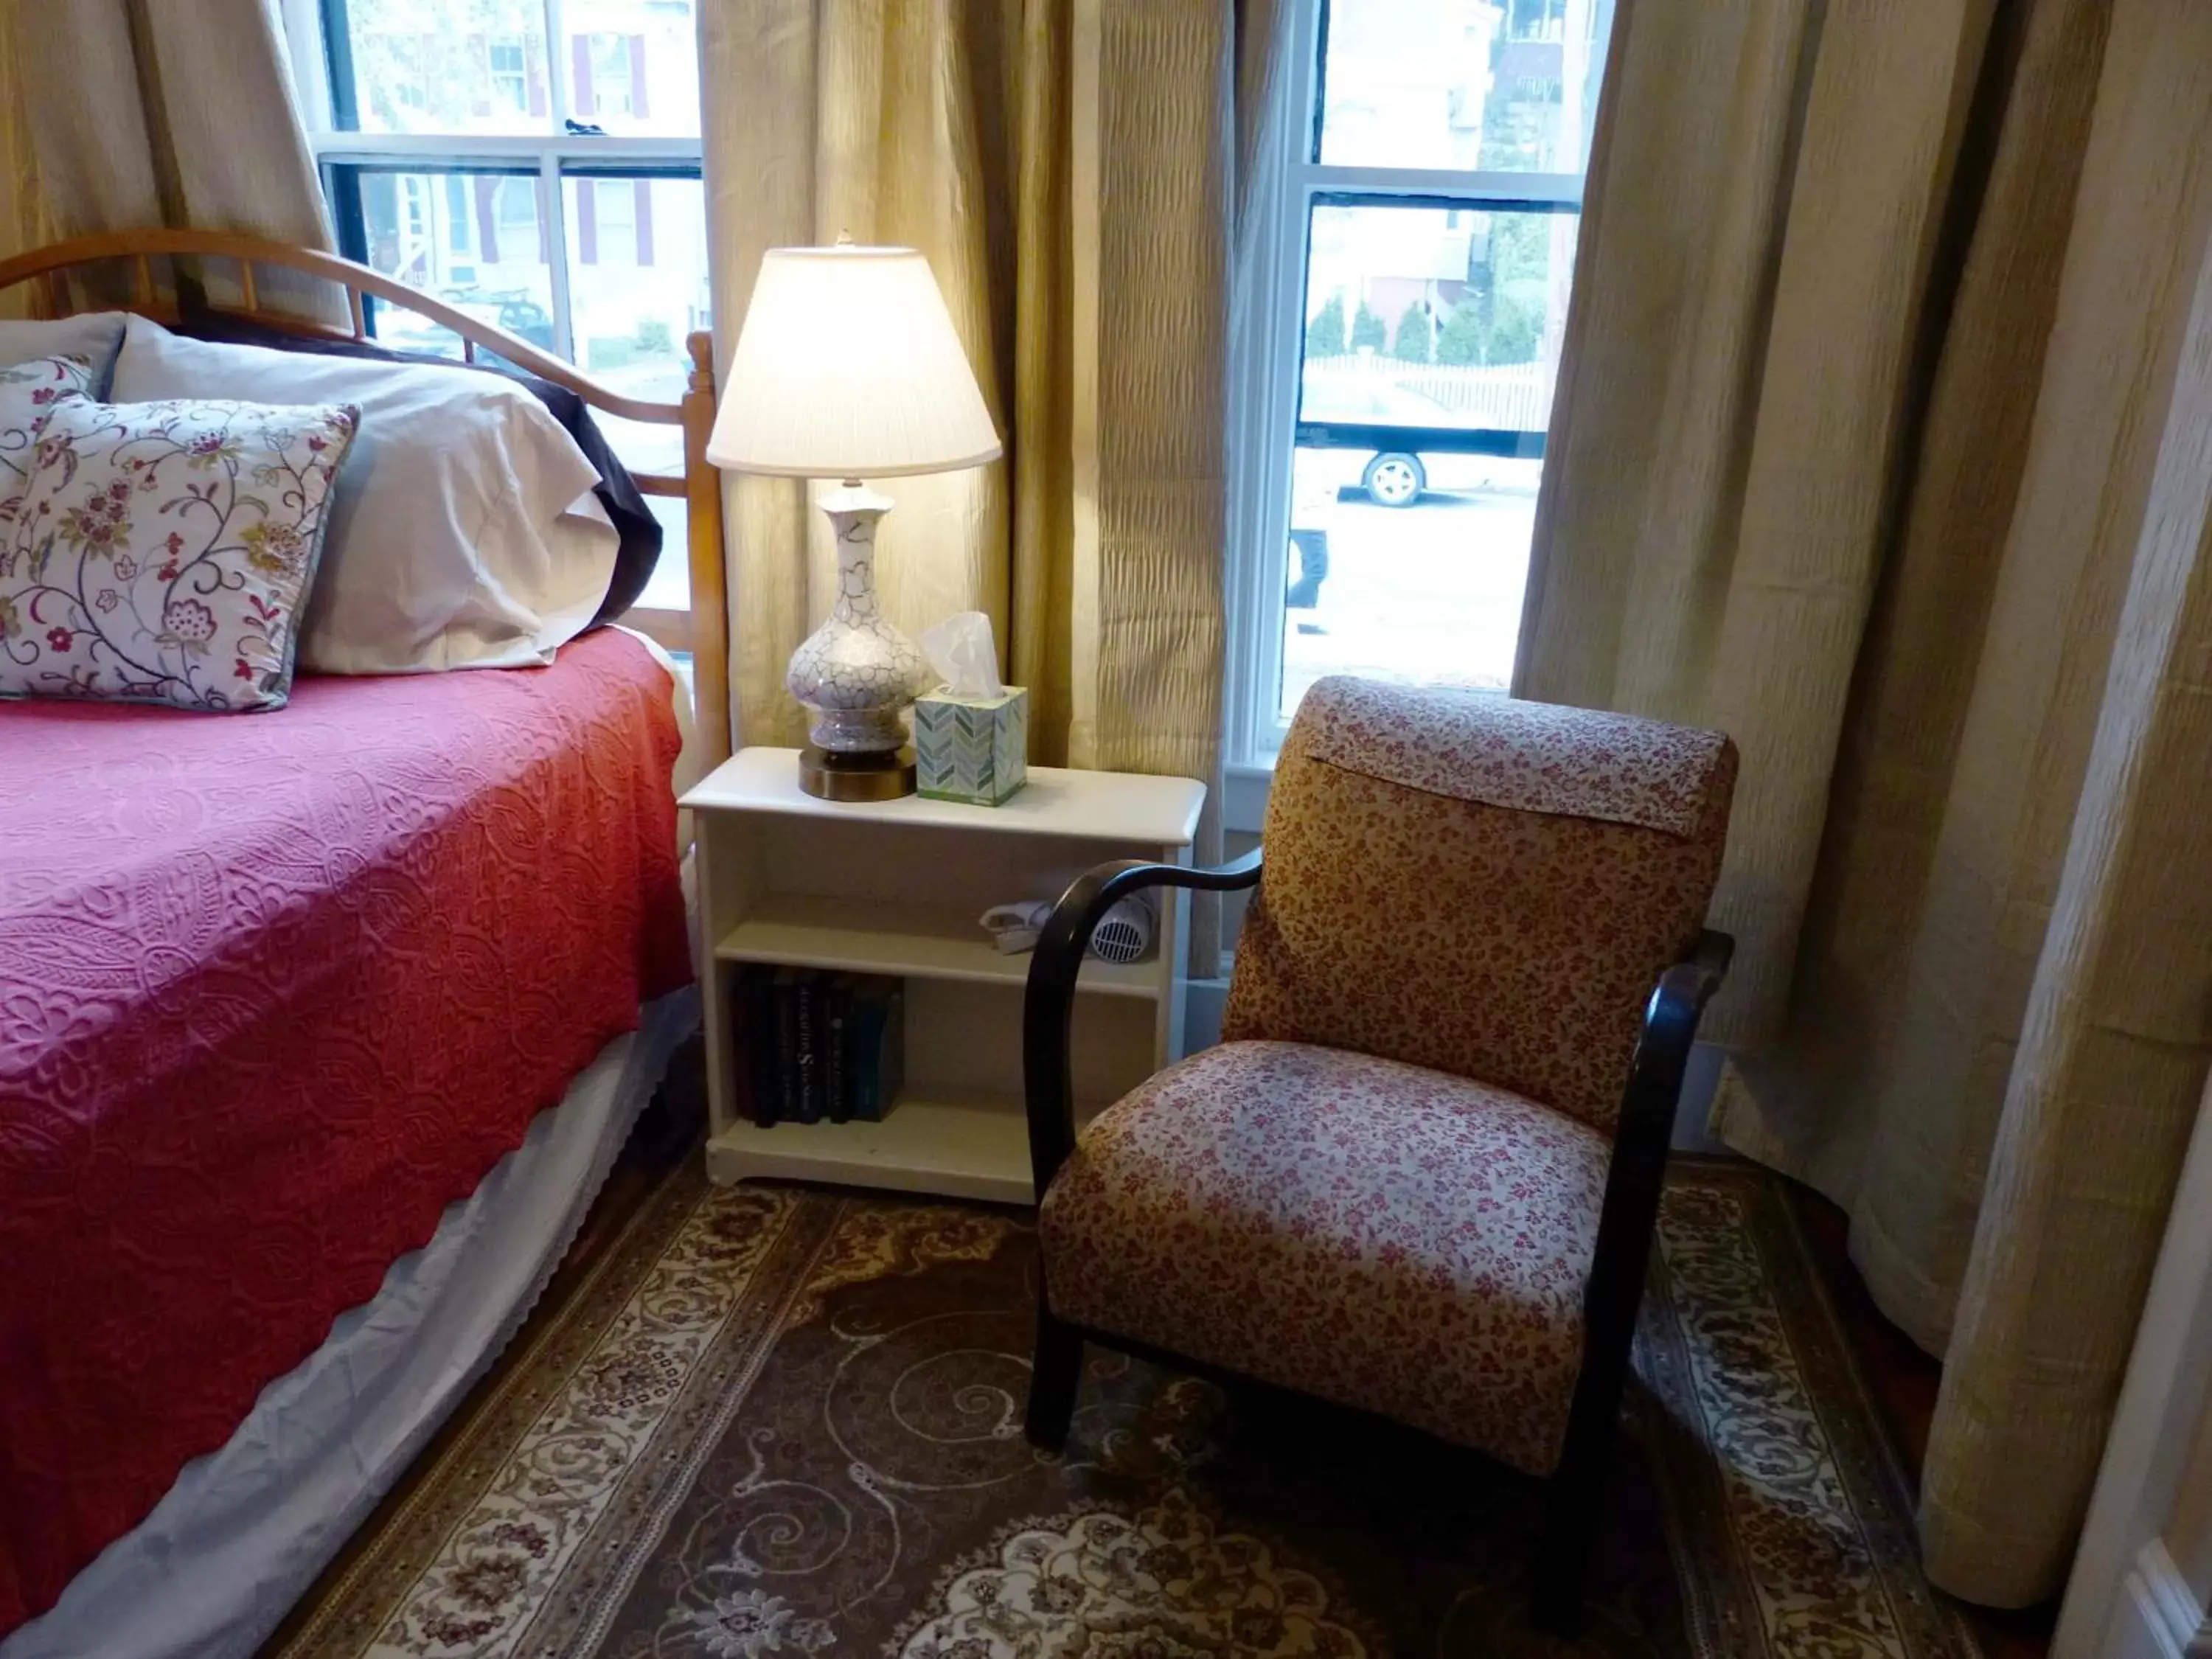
<box><xmin>1517</xmin><ymin>0</ymin><xmax>1997</xmax><ymax>1051</ymax></box>
<box><xmin>1530</xmin><ymin>0</ymin><xmax>2212</xmax><ymax>1605</ymax></box>
<box><xmin>5</xmin><ymin>0</ymin><xmax>339</xmax><ymax>321</ymax></box>
<box><xmin>700</xmin><ymin>1</ymin><xmax>1243</xmax><ymax>934</ymax></box>
<box><xmin>1908</xmin><ymin>0</ymin><xmax>2212</xmax><ymax>1599</ymax></box>
<box><xmin>0</xmin><ymin>6</ymin><xmax>45</xmax><ymax>317</ymax></box>
<box><xmin>1712</xmin><ymin>0</ymin><xmax>2121</xmax><ymax>1259</ymax></box>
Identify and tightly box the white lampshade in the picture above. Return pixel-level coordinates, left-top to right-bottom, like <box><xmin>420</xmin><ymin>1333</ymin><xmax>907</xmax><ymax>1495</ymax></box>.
<box><xmin>706</xmin><ymin>245</ymin><xmax>1002</xmax><ymax>479</ymax></box>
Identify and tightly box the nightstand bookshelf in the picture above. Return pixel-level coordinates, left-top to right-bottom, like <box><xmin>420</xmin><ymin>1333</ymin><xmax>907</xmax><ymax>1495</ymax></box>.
<box><xmin>681</xmin><ymin>747</ymin><xmax>1206</xmax><ymax>1204</ymax></box>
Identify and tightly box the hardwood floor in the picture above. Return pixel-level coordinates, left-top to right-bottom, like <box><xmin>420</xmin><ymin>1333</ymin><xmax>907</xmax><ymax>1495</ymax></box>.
<box><xmin>1788</xmin><ymin>1183</ymin><xmax>2059</xmax><ymax>1659</ymax></box>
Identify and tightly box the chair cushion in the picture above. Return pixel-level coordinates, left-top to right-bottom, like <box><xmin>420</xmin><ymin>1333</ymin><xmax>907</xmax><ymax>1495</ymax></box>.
<box><xmin>1037</xmin><ymin>1040</ymin><xmax>1612</xmax><ymax>1477</ymax></box>
<box><xmin>1225</xmin><ymin>678</ymin><xmax>1736</xmax><ymax>1130</ymax></box>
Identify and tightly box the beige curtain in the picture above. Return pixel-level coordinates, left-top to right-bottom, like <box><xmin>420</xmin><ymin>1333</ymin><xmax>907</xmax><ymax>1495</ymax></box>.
<box><xmin>0</xmin><ymin>0</ymin><xmax>338</xmax><ymax>317</ymax></box>
<box><xmin>700</xmin><ymin>1</ymin><xmax>1247</xmax><ymax>950</ymax></box>
<box><xmin>1518</xmin><ymin>0</ymin><xmax>1998</xmax><ymax>1051</ymax></box>
<box><xmin>0</xmin><ymin>9</ymin><xmax>44</xmax><ymax>317</ymax></box>
<box><xmin>1525</xmin><ymin>0</ymin><xmax>2212</xmax><ymax>1606</ymax></box>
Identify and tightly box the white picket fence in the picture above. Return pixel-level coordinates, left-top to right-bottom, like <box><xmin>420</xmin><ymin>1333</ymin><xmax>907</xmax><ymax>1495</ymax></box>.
<box><xmin>1302</xmin><ymin>355</ymin><xmax>1555</xmax><ymax>431</ymax></box>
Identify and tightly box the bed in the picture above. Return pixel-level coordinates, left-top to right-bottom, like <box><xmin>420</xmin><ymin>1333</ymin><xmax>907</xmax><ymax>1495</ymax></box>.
<box><xmin>0</xmin><ymin>232</ymin><xmax>734</xmax><ymax>1659</ymax></box>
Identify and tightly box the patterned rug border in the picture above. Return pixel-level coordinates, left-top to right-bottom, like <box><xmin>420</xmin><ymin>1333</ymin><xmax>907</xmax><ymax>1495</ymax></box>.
<box><xmin>269</xmin><ymin>1155</ymin><xmax>739</xmax><ymax>1655</ymax></box>
<box><xmin>1645</xmin><ymin>1161</ymin><xmax>1980</xmax><ymax>1659</ymax></box>
<box><xmin>1759</xmin><ymin>1176</ymin><xmax>1978</xmax><ymax>1659</ymax></box>
<box><xmin>518</xmin><ymin>1192</ymin><xmax>849</xmax><ymax>1656</ymax></box>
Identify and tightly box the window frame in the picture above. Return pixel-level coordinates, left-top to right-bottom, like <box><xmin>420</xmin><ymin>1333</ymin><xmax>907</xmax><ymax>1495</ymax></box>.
<box><xmin>282</xmin><ymin>0</ymin><xmax>706</xmax><ymax>643</ymax></box>
<box><xmin>1222</xmin><ymin>0</ymin><xmax>1607</xmax><ymax>829</ymax></box>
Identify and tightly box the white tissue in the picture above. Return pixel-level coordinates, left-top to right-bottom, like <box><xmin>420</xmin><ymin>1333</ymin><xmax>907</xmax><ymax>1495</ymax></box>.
<box><xmin>919</xmin><ymin>611</ymin><xmax>1006</xmax><ymax>699</ymax></box>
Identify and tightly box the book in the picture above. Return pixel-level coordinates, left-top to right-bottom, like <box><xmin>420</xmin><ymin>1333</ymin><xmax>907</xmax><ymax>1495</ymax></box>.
<box><xmin>771</xmin><ymin>967</ymin><xmax>803</xmax><ymax>1124</ymax></box>
<box><xmin>793</xmin><ymin>970</ymin><xmax>824</xmax><ymax>1124</ymax></box>
<box><xmin>846</xmin><ymin>975</ymin><xmax>905</xmax><ymax>1122</ymax></box>
<box><xmin>824</xmin><ymin>975</ymin><xmax>855</xmax><ymax>1123</ymax></box>
<box><xmin>726</xmin><ymin>967</ymin><xmax>756</xmax><ymax>1127</ymax></box>
<box><xmin>745</xmin><ymin>969</ymin><xmax>902</xmax><ymax>1128</ymax></box>
<box><xmin>734</xmin><ymin>964</ymin><xmax>778</xmax><ymax>1127</ymax></box>
<box><xmin>875</xmin><ymin>978</ymin><xmax>905</xmax><ymax>1119</ymax></box>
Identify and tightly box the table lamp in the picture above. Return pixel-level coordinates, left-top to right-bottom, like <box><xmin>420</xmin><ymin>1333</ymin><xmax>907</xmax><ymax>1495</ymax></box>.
<box><xmin>706</xmin><ymin>242</ymin><xmax>1003</xmax><ymax>801</ymax></box>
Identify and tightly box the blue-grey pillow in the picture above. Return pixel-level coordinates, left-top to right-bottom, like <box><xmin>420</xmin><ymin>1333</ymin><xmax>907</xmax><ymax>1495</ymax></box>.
<box><xmin>0</xmin><ymin>314</ymin><xmax>128</xmax><ymax>396</ymax></box>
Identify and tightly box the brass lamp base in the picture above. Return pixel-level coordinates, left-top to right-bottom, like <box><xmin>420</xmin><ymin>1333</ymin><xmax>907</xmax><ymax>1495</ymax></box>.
<box><xmin>799</xmin><ymin>743</ymin><xmax>917</xmax><ymax>801</ymax></box>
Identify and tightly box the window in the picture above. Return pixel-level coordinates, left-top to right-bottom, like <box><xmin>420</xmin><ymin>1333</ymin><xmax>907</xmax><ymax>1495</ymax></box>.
<box><xmin>443</xmin><ymin>174</ymin><xmax>473</xmax><ymax>254</ymax></box>
<box><xmin>487</xmin><ymin>38</ymin><xmax>529</xmax><ymax>114</ymax></box>
<box><xmin>582</xmin><ymin>33</ymin><xmax>636</xmax><ymax>119</ymax></box>
<box><xmin>495</xmin><ymin>174</ymin><xmax>540</xmax><ymax>234</ymax></box>
<box><xmin>1225</xmin><ymin>0</ymin><xmax>1611</xmax><ymax>805</ymax></box>
<box><xmin>286</xmin><ymin>0</ymin><xmax>709</xmax><ymax>635</ymax></box>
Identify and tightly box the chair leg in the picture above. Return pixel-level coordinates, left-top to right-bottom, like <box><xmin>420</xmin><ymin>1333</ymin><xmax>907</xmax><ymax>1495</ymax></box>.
<box><xmin>1025</xmin><ymin>1302</ymin><xmax>1083</xmax><ymax>1450</ymax></box>
<box><xmin>1531</xmin><ymin>1461</ymin><xmax>1604</xmax><ymax>1635</ymax></box>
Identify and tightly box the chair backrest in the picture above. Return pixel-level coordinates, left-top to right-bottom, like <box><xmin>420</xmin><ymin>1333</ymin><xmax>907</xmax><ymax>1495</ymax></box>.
<box><xmin>1223</xmin><ymin>678</ymin><xmax>1736</xmax><ymax>1131</ymax></box>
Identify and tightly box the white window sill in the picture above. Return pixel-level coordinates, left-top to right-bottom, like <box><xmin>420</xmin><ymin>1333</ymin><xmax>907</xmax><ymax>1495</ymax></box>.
<box><xmin>1224</xmin><ymin>759</ymin><xmax>1276</xmax><ymax>837</ymax></box>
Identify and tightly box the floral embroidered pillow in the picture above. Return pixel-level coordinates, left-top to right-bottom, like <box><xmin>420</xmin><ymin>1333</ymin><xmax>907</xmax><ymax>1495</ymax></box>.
<box><xmin>0</xmin><ymin>389</ymin><xmax>360</xmax><ymax>712</ymax></box>
<box><xmin>0</xmin><ymin>353</ymin><xmax>97</xmax><ymax>500</ymax></box>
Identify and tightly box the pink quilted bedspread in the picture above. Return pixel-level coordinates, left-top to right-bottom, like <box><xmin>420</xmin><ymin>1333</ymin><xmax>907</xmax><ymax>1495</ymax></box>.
<box><xmin>0</xmin><ymin>628</ymin><xmax>690</xmax><ymax>1632</ymax></box>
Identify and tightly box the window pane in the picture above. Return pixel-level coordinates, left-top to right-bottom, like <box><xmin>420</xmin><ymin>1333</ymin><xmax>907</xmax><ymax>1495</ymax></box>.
<box><xmin>1280</xmin><ymin>448</ymin><xmax>1536</xmax><ymax>722</ymax></box>
<box><xmin>1282</xmin><ymin>200</ymin><xmax>1575</xmax><ymax>724</ymax></box>
<box><xmin>355</xmin><ymin>169</ymin><xmax>554</xmax><ymax>361</ymax></box>
<box><xmin>562</xmin><ymin>175</ymin><xmax>713</xmax><ymax>609</ymax></box>
<box><xmin>560</xmin><ymin>1</ymin><xmax>701</xmax><ymax>136</ymax></box>
<box><xmin>1316</xmin><ymin>0</ymin><xmax>1608</xmax><ymax>173</ymax></box>
<box><xmin>333</xmin><ymin>0</ymin><xmax>552</xmax><ymax>136</ymax></box>
<box><xmin>1300</xmin><ymin>201</ymin><xmax>1575</xmax><ymax>432</ymax></box>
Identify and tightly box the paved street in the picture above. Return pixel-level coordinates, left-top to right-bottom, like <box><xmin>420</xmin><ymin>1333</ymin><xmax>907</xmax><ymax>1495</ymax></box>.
<box><xmin>1281</xmin><ymin>470</ymin><xmax>1536</xmax><ymax>721</ymax></box>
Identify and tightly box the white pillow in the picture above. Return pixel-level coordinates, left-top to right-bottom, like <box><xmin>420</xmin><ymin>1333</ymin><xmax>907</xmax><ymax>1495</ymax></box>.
<box><xmin>0</xmin><ymin>314</ymin><xmax>128</xmax><ymax>392</ymax></box>
<box><xmin>109</xmin><ymin>314</ymin><xmax>616</xmax><ymax>673</ymax></box>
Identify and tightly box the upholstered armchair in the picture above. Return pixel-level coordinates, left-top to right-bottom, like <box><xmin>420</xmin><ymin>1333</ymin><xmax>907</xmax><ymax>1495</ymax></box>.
<box><xmin>1020</xmin><ymin>677</ymin><xmax>1738</xmax><ymax>1626</ymax></box>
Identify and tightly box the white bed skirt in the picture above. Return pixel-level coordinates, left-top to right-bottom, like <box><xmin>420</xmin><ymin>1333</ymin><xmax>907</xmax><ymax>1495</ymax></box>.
<box><xmin>4</xmin><ymin>987</ymin><xmax>699</xmax><ymax>1659</ymax></box>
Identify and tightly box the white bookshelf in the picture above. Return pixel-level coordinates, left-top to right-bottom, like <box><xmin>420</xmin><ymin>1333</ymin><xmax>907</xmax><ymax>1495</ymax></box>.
<box><xmin>681</xmin><ymin>747</ymin><xmax>1206</xmax><ymax>1204</ymax></box>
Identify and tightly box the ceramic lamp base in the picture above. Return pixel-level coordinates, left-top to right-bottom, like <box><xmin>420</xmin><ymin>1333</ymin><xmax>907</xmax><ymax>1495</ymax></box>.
<box><xmin>799</xmin><ymin>743</ymin><xmax>917</xmax><ymax>801</ymax></box>
<box><xmin>785</xmin><ymin>483</ymin><xmax>932</xmax><ymax>760</ymax></box>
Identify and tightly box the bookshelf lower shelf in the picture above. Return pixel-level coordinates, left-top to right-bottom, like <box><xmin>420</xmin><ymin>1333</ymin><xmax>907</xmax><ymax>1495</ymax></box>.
<box><xmin>703</xmin><ymin>1092</ymin><xmax>1077</xmax><ymax>1206</ymax></box>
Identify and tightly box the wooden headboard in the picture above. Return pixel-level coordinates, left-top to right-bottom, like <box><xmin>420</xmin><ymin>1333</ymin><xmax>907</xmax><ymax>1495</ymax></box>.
<box><xmin>0</xmin><ymin>228</ymin><xmax>731</xmax><ymax>769</ymax></box>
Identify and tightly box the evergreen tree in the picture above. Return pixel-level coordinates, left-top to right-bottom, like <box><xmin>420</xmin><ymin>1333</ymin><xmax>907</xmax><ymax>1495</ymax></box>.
<box><xmin>1489</xmin><ymin>212</ymin><xmax>1551</xmax><ymax>288</ymax></box>
<box><xmin>1304</xmin><ymin>291</ymin><xmax>1347</xmax><ymax>358</ymax></box>
<box><xmin>1391</xmin><ymin>301</ymin><xmax>1432</xmax><ymax>363</ymax></box>
<box><xmin>1434</xmin><ymin>298</ymin><xmax>1484</xmax><ymax>366</ymax></box>
<box><xmin>1350</xmin><ymin>299</ymin><xmax>1388</xmax><ymax>353</ymax></box>
<box><xmin>1485</xmin><ymin>295</ymin><xmax>1542</xmax><ymax>365</ymax></box>
<box><xmin>1480</xmin><ymin>215</ymin><xmax>1551</xmax><ymax>365</ymax></box>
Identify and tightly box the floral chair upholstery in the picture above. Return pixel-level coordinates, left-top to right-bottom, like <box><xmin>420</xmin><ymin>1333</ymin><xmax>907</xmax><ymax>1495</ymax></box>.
<box><xmin>1019</xmin><ymin>677</ymin><xmax>1737</xmax><ymax>1627</ymax></box>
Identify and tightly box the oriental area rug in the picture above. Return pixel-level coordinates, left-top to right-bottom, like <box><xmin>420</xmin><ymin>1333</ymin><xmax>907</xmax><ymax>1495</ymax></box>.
<box><xmin>268</xmin><ymin>1161</ymin><xmax>1980</xmax><ymax>1659</ymax></box>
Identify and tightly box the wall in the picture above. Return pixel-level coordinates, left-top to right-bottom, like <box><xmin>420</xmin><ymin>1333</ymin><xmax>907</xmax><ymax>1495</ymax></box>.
<box><xmin>2171</xmin><ymin>1406</ymin><xmax>2212</xmax><ymax>1609</ymax></box>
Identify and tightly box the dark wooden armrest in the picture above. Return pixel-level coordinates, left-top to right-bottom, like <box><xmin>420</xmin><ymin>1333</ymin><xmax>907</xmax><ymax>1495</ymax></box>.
<box><xmin>1585</xmin><ymin>929</ymin><xmax>1732</xmax><ymax>1305</ymax></box>
<box><xmin>1536</xmin><ymin>928</ymin><xmax>1732</xmax><ymax>1627</ymax></box>
<box><xmin>1549</xmin><ymin>928</ymin><xmax>1733</xmax><ymax>1462</ymax></box>
<box><xmin>1022</xmin><ymin>848</ymin><xmax>1264</xmax><ymax>1198</ymax></box>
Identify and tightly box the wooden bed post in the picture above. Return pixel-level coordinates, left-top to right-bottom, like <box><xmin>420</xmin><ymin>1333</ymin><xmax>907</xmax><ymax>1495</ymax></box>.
<box><xmin>683</xmin><ymin>329</ymin><xmax>731</xmax><ymax>770</ymax></box>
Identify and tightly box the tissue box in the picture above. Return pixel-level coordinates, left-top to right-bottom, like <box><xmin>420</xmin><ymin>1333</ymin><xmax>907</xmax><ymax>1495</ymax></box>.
<box><xmin>914</xmin><ymin>686</ymin><xmax>1029</xmax><ymax>806</ymax></box>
